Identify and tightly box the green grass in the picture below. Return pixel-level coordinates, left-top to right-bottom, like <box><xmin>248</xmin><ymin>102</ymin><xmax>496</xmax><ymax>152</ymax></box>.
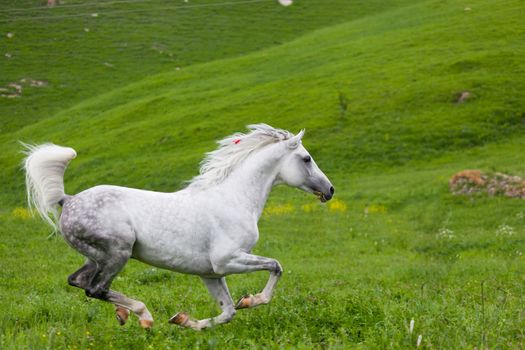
<box><xmin>2</xmin><ymin>0</ymin><xmax>525</xmax><ymax>348</ymax></box>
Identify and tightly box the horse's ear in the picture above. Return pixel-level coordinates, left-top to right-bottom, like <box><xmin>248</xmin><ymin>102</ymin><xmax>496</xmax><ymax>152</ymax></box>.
<box><xmin>287</xmin><ymin>129</ymin><xmax>305</xmax><ymax>149</ymax></box>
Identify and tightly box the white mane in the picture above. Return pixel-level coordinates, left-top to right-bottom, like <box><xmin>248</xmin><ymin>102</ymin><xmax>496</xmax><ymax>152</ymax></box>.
<box><xmin>188</xmin><ymin>124</ymin><xmax>293</xmax><ymax>189</ymax></box>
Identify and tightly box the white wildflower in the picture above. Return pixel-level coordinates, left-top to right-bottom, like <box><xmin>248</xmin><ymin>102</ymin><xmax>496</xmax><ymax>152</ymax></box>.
<box><xmin>409</xmin><ymin>318</ymin><xmax>414</xmax><ymax>334</ymax></box>
<box><xmin>437</xmin><ymin>228</ymin><xmax>455</xmax><ymax>240</ymax></box>
<box><xmin>417</xmin><ymin>334</ymin><xmax>422</xmax><ymax>347</ymax></box>
<box><xmin>279</xmin><ymin>0</ymin><xmax>293</xmax><ymax>6</ymax></box>
<box><xmin>496</xmin><ymin>224</ymin><xmax>515</xmax><ymax>237</ymax></box>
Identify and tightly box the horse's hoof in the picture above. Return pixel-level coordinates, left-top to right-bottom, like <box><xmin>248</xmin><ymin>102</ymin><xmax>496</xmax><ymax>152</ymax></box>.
<box><xmin>235</xmin><ymin>294</ymin><xmax>254</xmax><ymax>309</ymax></box>
<box><xmin>115</xmin><ymin>306</ymin><xmax>129</xmax><ymax>326</ymax></box>
<box><xmin>169</xmin><ymin>312</ymin><xmax>189</xmax><ymax>326</ymax></box>
<box><xmin>139</xmin><ymin>319</ymin><xmax>153</xmax><ymax>329</ymax></box>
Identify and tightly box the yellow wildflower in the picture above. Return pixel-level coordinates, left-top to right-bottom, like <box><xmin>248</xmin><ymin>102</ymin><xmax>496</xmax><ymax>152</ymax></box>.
<box><xmin>264</xmin><ymin>203</ymin><xmax>295</xmax><ymax>216</ymax></box>
<box><xmin>366</xmin><ymin>204</ymin><xmax>387</xmax><ymax>214</ymax></box>
<box><xmin>328</xmin><ymin>199</ymin><xmax>347</xmax><ymax>213</ymax></box>
<box><xmin>12</xmin><ymin>207</ymin><xmax>32</xmax><ymax>220</ymax></box>
<box><xmin>301</xmin><ymin>203</ymin><xmax>317</xmax><ymax>213</ymax></box>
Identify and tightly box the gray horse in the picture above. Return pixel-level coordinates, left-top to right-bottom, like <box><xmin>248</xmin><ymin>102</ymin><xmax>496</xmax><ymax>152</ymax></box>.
<box><xmin>23</xmin><ymin>124</ymin><xmax>334</xmax><ymax>329</ymax></box>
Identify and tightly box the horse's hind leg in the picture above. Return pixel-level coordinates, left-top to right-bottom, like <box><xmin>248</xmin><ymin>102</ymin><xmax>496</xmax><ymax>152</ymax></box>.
<box><xmin>66</xmin><ymin>259</ymin><xmax>130</xmax><ymax>325</ymax></box>
<box><xmin>67</xmin><ymin>260</ymin><xmax>129</xmax><ymax>324</ymax></box>
<box><xmin>104</xmin><ymin>290</ymin><xmax>153</xmax><ymax>328</ymax></box>
<box><xmin>84</xmin><ymin>249</ymin><xmax>154</xmax><ymax>329</ymax></box>
<box><xmin>68</xmin><ymin>259</ymin><xmax>97</xmax><ymax>289</ymax></box>
<box><xmin>61</xmin><ymin>194</ymin><xmax>153</xmax><ymax>328</ymax></box>
<box><xmin>64</xmin><ymin>230</ymin><xmax>153</xmax><ymax>328</ymax></box>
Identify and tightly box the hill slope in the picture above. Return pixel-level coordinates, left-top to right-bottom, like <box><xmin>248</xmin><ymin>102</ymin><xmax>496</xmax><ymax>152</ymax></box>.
<box><xmin>0</xmin><ymin>0</ymin><xmax>416</xmax><ymax>133</ymax></box>
<box><xmin>1</xmin><ymin>0</ymin><xmax>524</xmax><ymax>205</ymax></box>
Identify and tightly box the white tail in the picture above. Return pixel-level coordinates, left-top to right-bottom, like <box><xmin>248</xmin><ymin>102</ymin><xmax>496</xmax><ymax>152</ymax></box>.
<box><xmin>22</xmin><ymin>143</ymin><xmax>77</xmax><ymax>232</ymax></box>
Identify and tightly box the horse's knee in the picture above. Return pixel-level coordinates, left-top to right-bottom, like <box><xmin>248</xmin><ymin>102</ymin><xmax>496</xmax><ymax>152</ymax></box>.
<box><xmin>272</xmin><ymin>260</ymin><xmax>283</xmax><ymax>276</ymax></box>
<box><xmin>85</xmin><ymin>286</ymin><xmax>108</xmax><ymax>300</ymax></box>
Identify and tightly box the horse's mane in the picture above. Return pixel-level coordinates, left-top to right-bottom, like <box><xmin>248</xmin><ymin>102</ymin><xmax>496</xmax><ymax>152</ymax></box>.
<box><xmin>187</xmin><ymin>124</ymin><xmax>293</xmax><ymax>189</ymax></box>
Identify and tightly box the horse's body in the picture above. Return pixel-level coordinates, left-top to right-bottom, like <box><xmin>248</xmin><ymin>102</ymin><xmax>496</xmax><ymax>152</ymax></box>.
<box><xmin>62</xmin><ymin>183</ymin><xmax>258</xmax><ymax>277</ymax></box>
<box><xmin>23</xmin><ymin>124</ymin><xmax>334</xmax><ymax>330</ymax></box>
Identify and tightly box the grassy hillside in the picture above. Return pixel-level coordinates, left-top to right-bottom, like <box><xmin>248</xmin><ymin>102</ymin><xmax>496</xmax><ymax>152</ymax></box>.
<box><xmin>0</xmin><ymin>0</ymin><xmax>415</xmax><ymax>134</ymax></box>
<box><xmin>1</xmin><ymin>0</ymin><xmax>524</xmax><ymax>204</ymax></box>
<box><xmin>2</xmin><ymin>0</ymin><xmax>525</xmax><ymax>348</ymax></box>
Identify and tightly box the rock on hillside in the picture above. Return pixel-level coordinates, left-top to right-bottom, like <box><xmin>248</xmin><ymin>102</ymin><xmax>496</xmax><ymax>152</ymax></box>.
<box><xmin>450</xmin><ymin>170</ymin><xmax>525</xmax><ymax>199</ymax></box>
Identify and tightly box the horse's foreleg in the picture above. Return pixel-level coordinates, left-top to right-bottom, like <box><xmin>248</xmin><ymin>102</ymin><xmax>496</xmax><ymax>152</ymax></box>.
<box><xmin>235</xmin><ymin>269</ymin><xmax>282</xmax><ymax>309</ymax></box>
<box><xmin>169</xmin><ymin>277</ymin><xmax>235</xmax><ymax>330</ymax></box>
<box><xmin>237</xmin><ymin>266</ymin><xmax>282</xmax><ymax>309</ymax></box>
<box><xmin>212</xmin><ymin>252</ymin><xmax>283</xmax><ymax>309</ymax></box>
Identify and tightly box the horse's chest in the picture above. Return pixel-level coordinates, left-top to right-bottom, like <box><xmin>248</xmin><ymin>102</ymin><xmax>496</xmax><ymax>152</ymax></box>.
<box><xmin>217</xmin><ymin>224</ymin><xmax>259</xmax><ymax>253</ymax></box>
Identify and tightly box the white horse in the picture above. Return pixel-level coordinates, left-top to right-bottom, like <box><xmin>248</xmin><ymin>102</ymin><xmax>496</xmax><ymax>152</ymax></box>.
<box><xmin>23</xmin><ymin>124</ymin><xmax>334</xmax><ymax>330</ymax></box>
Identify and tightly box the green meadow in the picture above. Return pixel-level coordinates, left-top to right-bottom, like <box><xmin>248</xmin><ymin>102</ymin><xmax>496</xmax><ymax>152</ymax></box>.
<box><xmin>1</xmin><ymin>0</ymin><xmax>525</xmax><ymax>348</ymax></box>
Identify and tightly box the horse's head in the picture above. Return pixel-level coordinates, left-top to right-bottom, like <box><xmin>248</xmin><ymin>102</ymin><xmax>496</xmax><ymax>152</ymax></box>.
<box><xmin>276</xmin><ymin>130</ymin><xmax>334</xmax><ymax>202</ymax></box>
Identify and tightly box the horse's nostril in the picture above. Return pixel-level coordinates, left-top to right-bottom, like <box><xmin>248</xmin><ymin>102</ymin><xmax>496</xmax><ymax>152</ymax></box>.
<box><xmin>330</xmin><ymin>186</ymin><xmax>335</xmax><ymax>195</ymax></box>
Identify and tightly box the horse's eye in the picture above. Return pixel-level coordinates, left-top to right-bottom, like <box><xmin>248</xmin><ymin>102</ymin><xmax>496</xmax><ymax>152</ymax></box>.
<box><xmin>303</xmin><ymin>155</ymin><xmax>311</xmax><ymax>163</ymax></box>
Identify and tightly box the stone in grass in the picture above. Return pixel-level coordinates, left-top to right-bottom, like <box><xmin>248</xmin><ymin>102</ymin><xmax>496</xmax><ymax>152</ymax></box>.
<box><xmin>449</xmin><ymin>170</ymin><xmax>487</xmax><ymax>196</ymax></box>
<box><xmin>450</xmin><ymin>170</ymin><xmax>525</xmax><ymax>199</ymax></box>
<box><xmin>455</xmin><ymin>91</ymin><xmax>471</xmax><ymax>104</ymax></box>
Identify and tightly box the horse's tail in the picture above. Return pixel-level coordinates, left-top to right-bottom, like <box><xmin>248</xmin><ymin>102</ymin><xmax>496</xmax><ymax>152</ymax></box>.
<box><xmin>21</xmin><ymin>143</ymin><xmax>77</xmax><ymax>232</ymax></box>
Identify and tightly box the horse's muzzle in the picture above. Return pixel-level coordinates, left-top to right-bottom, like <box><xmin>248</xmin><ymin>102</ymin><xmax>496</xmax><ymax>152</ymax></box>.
<box><xmin>314</xmin><ymin>186</ymin><xmax>334</xmax><ymax>202</ymax></box>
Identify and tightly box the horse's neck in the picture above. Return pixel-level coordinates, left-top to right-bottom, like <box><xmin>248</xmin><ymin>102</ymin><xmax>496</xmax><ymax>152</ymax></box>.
<box><xmin>220</xmin><ymin>144</ymin><xmax>283</xmax><ymax>219</ymax></box>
